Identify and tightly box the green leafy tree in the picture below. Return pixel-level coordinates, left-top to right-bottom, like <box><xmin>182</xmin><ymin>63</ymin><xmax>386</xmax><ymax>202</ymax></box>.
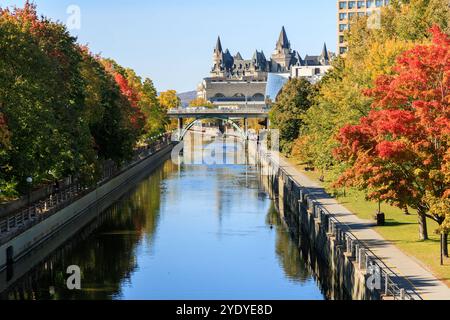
<box><xmin>79</xmin><ymin>50</ymin><xmax>137</xmax><ymax>166</ymax></box>
<box><xmin>140</xmin><ymin>79</ymin><xmax>168</xmax><ymax>139</ymax></box>
<box><xmin>269</xmin><ymin>78</ymin><xmax>315</xmax><ymax>154</ymax></box>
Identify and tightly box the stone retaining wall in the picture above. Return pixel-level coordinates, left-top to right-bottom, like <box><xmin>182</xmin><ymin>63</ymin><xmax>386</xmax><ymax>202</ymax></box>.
<box><xmin>251</xmin><ymin>142</ymin><xmax>376</xmax><ymax>300</ymax></box>
<box><xmin>0</xmin><ymin>144</ymin><xmax>174</xmax><ymax>272</ymax></box>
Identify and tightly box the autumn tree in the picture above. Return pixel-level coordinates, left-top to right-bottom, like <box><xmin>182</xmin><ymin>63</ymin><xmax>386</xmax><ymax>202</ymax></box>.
<box><xmin>189</xmin><ymin>97</ymin><xmax>214</xmax><ymax>108</ymax></box>
<box><xmin>79</xmin><ymin>49</ymin><xmax>138</xmax><ymax>165</ymax></box>
<box><xmin>0</xmin><ymin>2</ymin><xmax>166</xmax><ymax>197</ymax></box>
<box><xmin>0</xmin><ymin>2</ymin><xmax>95</xmax><ymax>190</ymax></box>
<box><xmin>294</xmin><ymin>0</ymin><xmax>448</xmax><ymax>177</ymax></box>
<box><xmin>0</xmin><ymin>112</ymin><xmax>11</xmax><ymax>199</ymax></box>
<box><xmin>159</xmin><ymin>90</ymin><xmax>181</xmax><ymax>110</ymax></box>
<box><xmin>334</xmin><ymin>27</ymin><xmax>449</xmax><ymax>255</ymax></box>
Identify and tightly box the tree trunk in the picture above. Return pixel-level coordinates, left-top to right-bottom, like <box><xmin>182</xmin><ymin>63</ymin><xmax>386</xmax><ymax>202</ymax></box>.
<box><xmin>417</xmin><ymin>210</ymin><xmax>428</xmax><ymax>241</ymax></box>
<box><xmin>443</xmin><ymin>233</ymin><xmax>449</xmax><ymax>258</ymax></box>
<box><xmin>403</xmin><ymin>205</ymin><xmax>410</xmax><ymax>215</ymax></box>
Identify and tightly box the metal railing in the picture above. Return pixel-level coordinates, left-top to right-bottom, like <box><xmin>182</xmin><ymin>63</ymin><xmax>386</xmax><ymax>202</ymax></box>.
<box><xmin>0</xmin><ymin>134</ymin><xmax>172</xmax><ymax>245</ymax></box>
<box><xmin>303</xmin><ymin>195</ymin><xmax>421</xmax><ymax>300</ymax></box>
<box><xmin>258</xmin><ymin>143</ymin><xmax>422</xmax><ymax>300</ymax></box>
<box><xmin>168</xmin><ymin>107</ymin><xmax>269</xmax><ymax>115</ymax></box>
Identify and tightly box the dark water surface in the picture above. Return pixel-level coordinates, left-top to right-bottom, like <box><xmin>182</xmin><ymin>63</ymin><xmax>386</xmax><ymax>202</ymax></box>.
<box><xmin>1</xmin><ymin>139</ymin><xmax>325</xmax><ymax>300</ymax></box>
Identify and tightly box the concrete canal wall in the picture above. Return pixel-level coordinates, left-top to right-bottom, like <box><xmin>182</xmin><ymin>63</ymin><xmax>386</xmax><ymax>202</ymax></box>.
<box><xmin>0</xmin><ymin>144</ymin><xmax>174</xmax><ymax>272</ymax></box>
<box><xmin>249</xmin><ymin>141</ymin><xmax>376</xmax><ymax>300</ymax></box>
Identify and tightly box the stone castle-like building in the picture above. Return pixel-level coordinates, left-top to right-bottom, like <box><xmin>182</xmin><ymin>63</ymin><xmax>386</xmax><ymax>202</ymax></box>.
<box><xmin>197</xmin><ymin>27</ymin><xmax>332</xmax><ymax>107</ymax></box>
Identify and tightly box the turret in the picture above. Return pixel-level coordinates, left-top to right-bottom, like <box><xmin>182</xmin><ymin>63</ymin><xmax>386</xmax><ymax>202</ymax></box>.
<box><xmin>271</xmin><ymin>26</ymin><xmax>294</xmax><ymax>72</ymax></box>
<box><xmin>320</xmin><ymin>42</ymin><xmax>330</xmax><ymax>65</ymax></box>
<box><xmin>214</xmin><ymin>36</ymin><xmax>223</xmax><ymax>54</ymax></box>
<box><xmin>276</xmin><ymin>26</ymin><xmax>290</xmax><ymax>51</ymax></box>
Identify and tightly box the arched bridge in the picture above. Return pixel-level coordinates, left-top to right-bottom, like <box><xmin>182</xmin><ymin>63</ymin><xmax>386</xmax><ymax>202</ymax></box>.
<box><xmin>168</xmin><ymin>107</ymin><xmax>270</xmax><ymax>141</ymax></box>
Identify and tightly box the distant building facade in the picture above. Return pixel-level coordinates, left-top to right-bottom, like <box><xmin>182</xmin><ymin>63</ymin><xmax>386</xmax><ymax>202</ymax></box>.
<box><xmin>197</xmin><ymin>27</ymin><xmax>333</xmax><ymax>108</ymax></box>
<box><xmin>290</xmin><ymin>42</ymin><xmax>333</xmax><ymax>84</ymax></box>
<box><xmin>337</xmin><ymin>0</ymin><xmax>390</xmax><ymax>54</ymax></box>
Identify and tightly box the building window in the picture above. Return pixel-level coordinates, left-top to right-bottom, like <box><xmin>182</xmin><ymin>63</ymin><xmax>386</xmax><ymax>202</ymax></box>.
<box><xmin>349</xmin><ymin>12</ymin><xmax>355</xmax><ymax>19</ymax></box>
<box><xmin>340</xmin><ymin>47</ymin><xmax>348</xmax><ymax>54</ymax></box>
<box><xmin>348</xmin><ymin>1</ymin><xmax>356</xmax><ymax>9</ymax></box>
<box><xmin>339</xmin><ymin>24</ymin><xmax>348</xmax><ymax>32</ymax></box>
<box><xmin>252</xmin><ymin>93</ymin><xmax>265</xmax><ymax>101</ymax></box>
<box><xmin>339</xmin><ymin>13</ymin><xmax>347</xmax><ymax>20</ymax></box>
<box><xmin>376</xmin><ymin>0</ymin><xmax>383</xmax><ymax>6</ymax></box>
<box><xmin>357</xmin><ymin>1</ymin><xmax>365</xmax><ymax>8</ymax></box>
<box><xmin>339</xmin><ymin>35</ymin><xmax>345</xmax><ymax>43</ymax></box>
<box><xmin>339</xmin><ymin>1</ymin><xmax>347</xmax><ymax>9</ymax></box>
<box><xmin>367</xmin><ymin>0</ymin><xmax>374</xmax><ymax>8</ymax></box>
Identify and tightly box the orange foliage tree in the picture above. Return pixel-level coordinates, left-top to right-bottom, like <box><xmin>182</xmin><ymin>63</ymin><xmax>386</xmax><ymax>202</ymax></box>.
<box><xmin>334</xmin><ymin>27</ymin><xmax>449</xmax><ymax>255</ymax></box>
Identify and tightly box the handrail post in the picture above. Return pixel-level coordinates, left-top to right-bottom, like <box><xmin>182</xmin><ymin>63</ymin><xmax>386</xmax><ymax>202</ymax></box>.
<box><xmin>359</xmin><ymin>248</ymin><xmax>365</xmax><ymax>269</ymax></box>
<box><xmin>365</xmin><ymin>255</ymin><xmax>370</xmax><ymax>270</ymax></box>
<box><xmin>347</xmin><ymin>238</ymin><xmax>352</xmax><ymax>254</ymax></box>
<box><xmin>400</xmin><ymin>288</ymin><xmax>405</xmax><ymax>300</ymax></box>
<box><xmin>385</xmin><ymin>273</ymin><xmax>389</xmax><ymax>296</ymax></box>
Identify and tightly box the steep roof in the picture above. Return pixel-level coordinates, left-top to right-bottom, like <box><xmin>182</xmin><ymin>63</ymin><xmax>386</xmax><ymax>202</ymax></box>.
<box><xmin>234</xmin><ymin>52</ymin><xmax>243</xmax><ymax>60</ymax></box>
<box><xmin>276</xmin><ymin>26</ymin><xmax>290</xmax><ymax>49</ymax></box>
<box><xmin>321</xmin><ymin>42</ymin><xmax>330</xmax><ymax>62</ymax></box>
<box><xmin>222</xmin><ymin>49</ymin><xmax>234</xmax><ymax>70</ymax></box>
<box><xmin>304</xmin><ymin>55</ymin><xmax>321</xmax><ymax>66</ymax></box>
<box><xmin>215</xmin><ymin>36</ymin><xmax>223</xmax><ymax>53</ymax></box>
<box><xmin>292</xmin><ymin>50</ymin><xmax>304</xmax><ymax>66</ymax></box>
<box><xmin>252</xmin><ymin>50</ymin><xmax>267</xmax><ymax>70</ymax></box>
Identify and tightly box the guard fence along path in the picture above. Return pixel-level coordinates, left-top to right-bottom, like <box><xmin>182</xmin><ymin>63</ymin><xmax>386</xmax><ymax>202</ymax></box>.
<box><xmin>258</xmin><ymin>143</ymin><xmax>450</xmax><ymax>300</ymax></box>
<box><xmin>0</xmin><ymin>134</ymin><xmax>172</xmax><ymax>246</ymax></box>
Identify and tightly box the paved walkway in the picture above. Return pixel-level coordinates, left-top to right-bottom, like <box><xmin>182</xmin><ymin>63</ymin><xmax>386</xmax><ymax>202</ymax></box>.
<box><xmin>273</xmin><ymin>152</ymin><xmax>450</xmax><ymax>300</ymax></box>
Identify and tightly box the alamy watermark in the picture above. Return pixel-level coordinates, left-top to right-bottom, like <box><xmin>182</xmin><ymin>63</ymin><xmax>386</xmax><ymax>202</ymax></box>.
<box><xmin>367</xmin><ymin>4</ymin><xmax>382</xmax><ymax>30</ymax></box>
<box><xmin>66</xmin><ymin>5</ymin><xmax>81</xmax><ymax>30</ymax></box>
<box><xmin>66</xmin><ymin>265</ymin><xmax>81</xmax><ymax>290</ymax></box>
<box><xmin>170</xmin><ymin>124</ymin><xmax>279</xmax><ymax>175</ymax></box>
<box><xmin>366</xmin><ymin>263</ymin><xmax>382</xmax><ymax>291</ymax></box>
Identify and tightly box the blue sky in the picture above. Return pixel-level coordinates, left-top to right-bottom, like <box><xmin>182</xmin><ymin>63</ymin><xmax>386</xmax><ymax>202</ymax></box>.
<box><xmin>2</xmin><ymin>0</ymin><xmax>337</xmax><ymax>92</ymax></box>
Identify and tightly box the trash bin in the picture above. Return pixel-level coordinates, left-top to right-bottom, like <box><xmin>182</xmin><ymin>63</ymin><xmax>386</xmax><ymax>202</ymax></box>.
<box><xmin>375</xmin><ymin>212</ymin><xmax>385</xmax><ymax>226</ymax></box>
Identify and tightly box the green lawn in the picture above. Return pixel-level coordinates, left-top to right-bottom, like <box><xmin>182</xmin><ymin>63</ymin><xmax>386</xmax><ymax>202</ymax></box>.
<box><xmin>287</xmin><ymin>158</ymin><xmax>450</xmax><ymax>287</ymax></box>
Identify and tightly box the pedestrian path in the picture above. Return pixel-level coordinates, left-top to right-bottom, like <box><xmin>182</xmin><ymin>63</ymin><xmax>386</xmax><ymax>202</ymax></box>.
<box><xmin>273</xmin><ymin>152</ymin><xmax>450</xmax><ymax>300</ymax></box>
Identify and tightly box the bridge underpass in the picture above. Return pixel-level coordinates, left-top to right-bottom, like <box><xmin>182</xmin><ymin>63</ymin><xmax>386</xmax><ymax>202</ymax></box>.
<box><xmin>167</xmin><ymin>107</ymin><xmax>270</xmax><ymax>141</ymax></box>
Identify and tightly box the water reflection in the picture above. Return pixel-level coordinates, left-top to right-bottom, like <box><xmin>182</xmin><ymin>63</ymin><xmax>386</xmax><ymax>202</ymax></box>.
<box><xmin>1</xmin><ymin>137</ymin><xmax>324</xmax><ymax>300</ymax></box>
<box><xmin>266</xmin><ymin>204</ymin><xmax>313</xmax><ymax>284</ymax></box>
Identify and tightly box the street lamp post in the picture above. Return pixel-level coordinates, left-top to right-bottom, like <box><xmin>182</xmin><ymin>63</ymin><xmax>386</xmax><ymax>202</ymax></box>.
<box><xmin>26</xmin><ymin>176</ymin><xmax>33</xmax><ymax>208</ymax></box>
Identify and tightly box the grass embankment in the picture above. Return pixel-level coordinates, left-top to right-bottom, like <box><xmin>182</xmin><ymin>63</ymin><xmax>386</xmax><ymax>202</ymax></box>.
<box><xmin>286</xmin><ymin>158</ymin><xmax>450</xmax><ymax>287</ymax></box>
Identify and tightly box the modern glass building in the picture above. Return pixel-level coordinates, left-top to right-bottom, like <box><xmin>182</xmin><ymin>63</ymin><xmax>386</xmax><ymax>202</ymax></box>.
<box><xmin>265</xmin><ymin>73</ymin><xmax>290</xmax><ymax>104</ymax></box>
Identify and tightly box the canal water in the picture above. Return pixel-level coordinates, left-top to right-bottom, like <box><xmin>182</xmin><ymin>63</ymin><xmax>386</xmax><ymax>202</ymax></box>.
<box><xmin>1</xmin><ymin>136</ymin><xmax>325</xmax><ymax>300</ymax></box>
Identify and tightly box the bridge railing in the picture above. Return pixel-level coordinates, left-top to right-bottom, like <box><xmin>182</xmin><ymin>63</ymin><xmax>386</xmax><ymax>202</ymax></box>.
<box><xmin>0</xmin><ymin>134</ymin><xmax>172</xmax><ymax>246</ymax></box>
<box><xmin>168</xmin><ymin>107</ymin><xmax>269</xmax><ymax>115</ymax></box>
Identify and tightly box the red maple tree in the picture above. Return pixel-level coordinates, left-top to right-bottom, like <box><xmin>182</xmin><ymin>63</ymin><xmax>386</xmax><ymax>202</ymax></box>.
<box><xmin>334</xmin><ymin>26</ymin><xmax>449</xmax><ymax>247</ymax></box>
<box><xmin>113</xmin><ymin>72</ymin><xmax>146</xmax><ymax>131</ymax></box>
